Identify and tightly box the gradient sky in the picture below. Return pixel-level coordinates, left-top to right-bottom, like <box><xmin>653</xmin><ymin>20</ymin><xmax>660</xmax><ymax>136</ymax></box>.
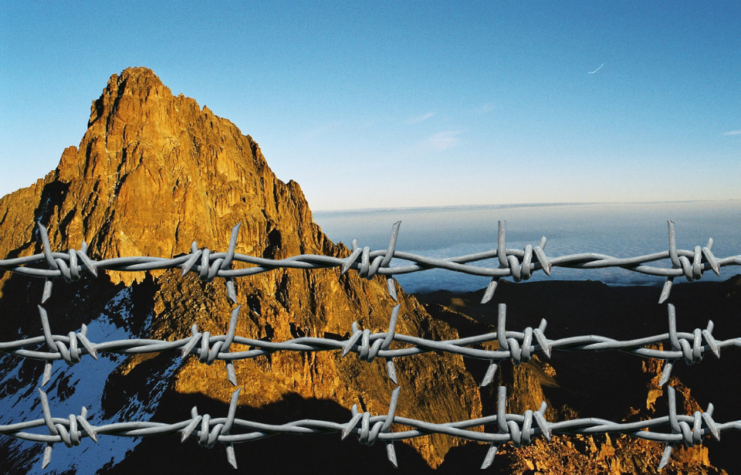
<box><xmin>1</xmin><ymin>1</ymin><xmax>739</xmax><ymax>210</ymax></box>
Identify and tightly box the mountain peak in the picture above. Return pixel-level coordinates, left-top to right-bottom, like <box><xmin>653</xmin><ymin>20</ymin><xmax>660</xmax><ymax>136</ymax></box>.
<box><xmin>119</xmin><ymin>65</ymin><xmax>162</xmax><ymax>81</ymax></box>
<box><xmin>0</xmin><ymin>67</ymin><xmax>480</xmax><ymax>471</ymax></box>
<box><xmin>15</xmin><ymin>67</ymin><xmax>291</xmax><ymax>285</ymax></box>
<box><xmin>88</xmin><ymin>67</ymin><xmax>173</xmax><ymax>128</ymax></box>
<box><xmin>114</xmin><ymin>66</ymin><xmax>165</xmax><ymax>89</ymax></box>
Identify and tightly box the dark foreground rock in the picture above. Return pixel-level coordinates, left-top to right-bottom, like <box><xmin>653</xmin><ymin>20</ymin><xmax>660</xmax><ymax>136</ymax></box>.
<box><xmin>0</xmin><ymin>66</ymin><xmax>736</xmax><ymax>474</ymax></box>
<box><xmin>417</xmin><ymin>277</ymin><xmax>741</xmax><ymax>474</ymax></box>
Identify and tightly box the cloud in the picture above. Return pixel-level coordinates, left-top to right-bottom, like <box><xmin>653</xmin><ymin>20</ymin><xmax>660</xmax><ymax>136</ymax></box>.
<box><xmin>723</xmin><ymin>129</ymin><xmax>741</xmax><ymax>136</ymax></box>
<box><xmin>407</xmin><ymin>112</ymin><xmax>436</xmax><ymax>124</ymax></box>
<box><xmin>422</xmin><ymin>131</ymin><xmax>461</xmax><ymax>151</ymax></box>
<box><xmin>588</xmin><ymin>63</ymin><xmax>605</xmax><ymax>74</ymax></box>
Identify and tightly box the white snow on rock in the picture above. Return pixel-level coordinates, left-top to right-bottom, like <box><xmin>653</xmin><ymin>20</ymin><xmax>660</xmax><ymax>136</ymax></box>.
<box><xmin>0</xmin><ymin>287</ymin><xmax>180</xmax><ymax>474</ymax></box>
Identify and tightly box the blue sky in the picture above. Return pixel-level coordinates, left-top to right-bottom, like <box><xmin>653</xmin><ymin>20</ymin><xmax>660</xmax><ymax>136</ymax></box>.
<box><xmin>1</xmin><ymin>1</ymin><xmax>739</xmax><ymax>210</ymax></box>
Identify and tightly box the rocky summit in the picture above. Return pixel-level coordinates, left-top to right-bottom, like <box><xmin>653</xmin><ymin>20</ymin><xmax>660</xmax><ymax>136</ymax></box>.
<box><xmin>0</xmin><ymin>67</ymin><xmax>734</xmax><ymax>474</ymax></box>
<box><xmin>0</xmin><ymin>67</ymin><xmax>480</xmax><ymax>473</ymax></box>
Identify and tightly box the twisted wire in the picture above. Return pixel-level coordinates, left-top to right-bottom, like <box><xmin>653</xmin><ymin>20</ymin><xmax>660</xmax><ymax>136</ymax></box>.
<box><xmin>2</xmin><ymin>303</ymin><xmax>737</xmax><ymax>389</ymax></box>
<box><xmin>1</xmin><ymin>221</ymin><xmax>739</xmax><ymax>306</ymax></box>
<box><xmin>1</xmin><ymin>220</ymin><xmax>739</xmax><ymax>470</ymax></box>
<box><xmin>2</xmin><ymin>385</ymin><xmax>734</xmax><ymax>470</ymax></box>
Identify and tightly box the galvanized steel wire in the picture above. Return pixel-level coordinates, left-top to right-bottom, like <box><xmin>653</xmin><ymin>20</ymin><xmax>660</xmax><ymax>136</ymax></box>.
<box><xmin>1</xmin><ymin>385</ymin><xmax>736</xmax><ymax>470</ymax></box>
<box><xmin>1</xmin><ymin>220</ymin><xmax>739</xmax><ymax>304</ymax></box>
<box><xmin>1</xmin><ymin>220</ymin><xmax>739</xmax><ymax>470</ymax></box>
<box><xmin>2</xmin><ymin>303</ymin><xmax>737</xmax><ymax>389</ymax></box>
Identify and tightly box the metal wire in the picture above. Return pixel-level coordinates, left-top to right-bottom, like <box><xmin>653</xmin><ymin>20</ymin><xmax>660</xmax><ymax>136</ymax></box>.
<box><xmin>2</xmin><ymin>303</ymin><xmax>737</xmax><ymax>389</ymax></box>
<box><xmin>2</xmin><ymin>384</ymin><xmax>735</xmax><ymax>470</ymax></box>
<box><xmin>1</xmin><ymin>221</ymin><xmax>739</xmax><ymax>305</ymax></box>
<box><xmin>1</xmin><ymin>220</ymin><xmax>739</xmax><ymax>471</ymax></box>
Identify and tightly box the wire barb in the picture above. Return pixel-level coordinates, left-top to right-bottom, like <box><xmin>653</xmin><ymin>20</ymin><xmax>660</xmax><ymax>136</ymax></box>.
<box><xmin>0</xmin><ymin>384</ymin><xmax>731</xmax><ymax>471</ymax></box>
<box><xmin>0</xmin><ymin>220</ymin><xmax>738</xmax><ymax>471</ymax></box>
<box><xmin>5</xmin><ymin>303</ymin><xmax>737</xmax><ymax>390</ymax></box>
<box><xmin>1</xmin><ymin>221</ymin><xmax>733</xmax><ymax>304</ymax></box>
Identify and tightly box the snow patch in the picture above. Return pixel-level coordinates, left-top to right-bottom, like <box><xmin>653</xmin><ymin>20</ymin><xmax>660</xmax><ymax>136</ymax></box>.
<box><xmin>0</xmin><ymin>287</ymin><xmax>178</xmax><ymax>474</ymax></box>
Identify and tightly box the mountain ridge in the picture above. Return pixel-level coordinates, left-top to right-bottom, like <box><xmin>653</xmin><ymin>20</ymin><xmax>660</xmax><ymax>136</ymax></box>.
<box><xmin>0</xmin><ymin>67</ymin><xmax>732</xmax><ymax>474</ymax></box>
<box><xmin>0</xmin><ymin>67</ymin><xmax>483</xmax><ymax>471</ymax></box>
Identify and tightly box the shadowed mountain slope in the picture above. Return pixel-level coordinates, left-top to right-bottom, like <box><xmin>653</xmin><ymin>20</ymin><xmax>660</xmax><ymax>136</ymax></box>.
<box><xmin>0</xmin><ymin>67</ymin><xmax>733</xmax><ymax>474</ymax></box>
<box><xmin>0</xmin><ymin>67</ymin><xmax>480</xmax><ymax>471</ymax></box>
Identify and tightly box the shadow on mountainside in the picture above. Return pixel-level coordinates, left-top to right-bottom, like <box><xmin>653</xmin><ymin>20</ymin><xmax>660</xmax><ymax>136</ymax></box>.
<box><xmin>417</xmin><ymin>275</ymin><xmax>741</xmax><ymax>474</ymax></box>
<box><xmin>0</xmin><ymin>271</ymin><xmax>155</xmax><ymax>397</ymax></box>
<box><xmin>1</xmin><ymin>273</ymin><xmax>739</xmax><ymax>473</ymax></box>
<box><xmin>102</xmin><ymin>389</ymin><xmax>434</xmax><ymax>474</ymax></box>
<box><xmin>0</xmin><ymin>270</ymin><xmax>160</xmax><ymax>475</ymax></box>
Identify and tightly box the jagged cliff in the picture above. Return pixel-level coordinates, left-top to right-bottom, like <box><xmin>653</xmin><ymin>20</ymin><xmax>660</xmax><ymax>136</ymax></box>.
<box><xmin>0</xmin><ymin>68</ymin><xmax>734</xmax><ymax>474</ymax></box>
<box><xmin>0</xmin><ymin>67</ymin><xmax>480</xmax><ymax>470</ymax></box>
<box><xmin>421</xmin><ymin>280</ymin><xmax>739</xmax><ymax>474</ymax></box>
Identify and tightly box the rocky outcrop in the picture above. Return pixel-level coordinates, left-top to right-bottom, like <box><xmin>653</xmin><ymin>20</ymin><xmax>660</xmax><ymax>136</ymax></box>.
<box><xmin>420</xmin><ymin>279</ymin><xmax>740</xmax><ymax>474</ymax></box>
<box><xmin>0</xmin><ymin>67</ymin><xmax>735</xmax><ymax>474</ymax></box>
<box><xmin>0</xmin><ymin>67</ymin><xmax>480</xmax><ymax>469</ymax></box>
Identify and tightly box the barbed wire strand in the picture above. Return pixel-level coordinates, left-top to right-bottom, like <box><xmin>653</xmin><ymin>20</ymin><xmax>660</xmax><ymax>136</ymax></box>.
<box><xmin>2</xmin><ymin>303</ymin><xmax>737</xmax><ymax>389</ymax></box>
<box><xmin>0</xmin><ymin>221</ymin><xmax>738</xmax><ymax>308</ymax></box>
<box><xmin>1</xmin><ymin>220</ymin><xmax>739</xmax><ymax>471</ymax></box>
<box><xmin>1</xmin><ymin>385</ymin><xmax>734</xmax><ymax>470</ymax></box>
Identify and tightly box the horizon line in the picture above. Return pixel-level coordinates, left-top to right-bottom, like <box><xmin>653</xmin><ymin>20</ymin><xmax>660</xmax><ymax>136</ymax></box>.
<box><xmin>313</xmin><ymin>198</ymin><xmax>741</xmax><ymax>215</ymax></box>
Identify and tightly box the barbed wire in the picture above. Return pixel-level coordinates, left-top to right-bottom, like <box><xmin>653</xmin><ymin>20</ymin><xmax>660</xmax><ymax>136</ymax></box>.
<box><xmin>0</xmin><ymin>221</ymin><xmax>739</xmax><ymax>307</ymax></box>
<box><xmin>2</xmin><ymin>303</ymin><xmax>737</xmax><ymax>389</ymax></box>
<box><xmin>1</xmin><ymin>220</ymin><xmax>740</xmax><ymax>471</ymax></box>
<box><xmin>2</xmin><ymin>384</ymin><xmax>735</xmax><ymax>470</ymax></box>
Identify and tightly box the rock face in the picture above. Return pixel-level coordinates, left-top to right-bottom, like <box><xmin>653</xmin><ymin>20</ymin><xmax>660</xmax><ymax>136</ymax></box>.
<box><xmin>0</xmin><ymin>67</ymin><xmax>481</xmax><ymax>472</ymax></box>
<box><xmin>0</xmin><ymin>67</ymin><xmax>734</xmax><ymax>474</ymax></box>
<box><xmin>421</xmin><ymin>280</ymin><xmax>739</xmax><ymax>474</ymax></box>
